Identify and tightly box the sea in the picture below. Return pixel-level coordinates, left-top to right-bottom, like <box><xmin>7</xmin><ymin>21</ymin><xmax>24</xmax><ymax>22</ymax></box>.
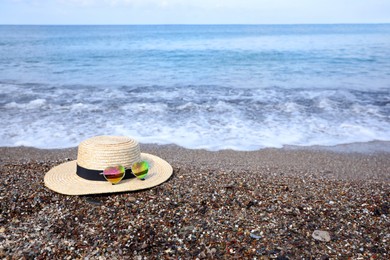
<box><xmin>0</xmin><ymin>24</ymin><xmax>389</xmax><ymax>150</ymax></box>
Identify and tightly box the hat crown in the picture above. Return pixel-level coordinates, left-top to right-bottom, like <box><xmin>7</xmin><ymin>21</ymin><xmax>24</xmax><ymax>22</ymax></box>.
<box><xmin>77</xmin><ymin>136</ymin><xmax>141</xmax><ymax>170</ymax></box>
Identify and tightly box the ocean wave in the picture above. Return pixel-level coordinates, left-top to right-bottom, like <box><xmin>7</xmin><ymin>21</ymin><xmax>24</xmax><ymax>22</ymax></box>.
<box><xmin>0</xmin><ymin>82</ymin><xmax>389</xmax><ymax>150</ymax></box>
<box><xmin>5</xmin><ymin>99</ymin><xmax>48</xmax><ymax>110</ymax></box>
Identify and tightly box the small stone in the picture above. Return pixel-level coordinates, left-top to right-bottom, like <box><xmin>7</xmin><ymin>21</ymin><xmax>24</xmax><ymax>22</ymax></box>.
<box><xmin>246</xmin><ymin>200</ymin><xmax>256</xmax><ymax>209</ymax></box>
<box><xmin>250</xmin><ymin>233</ymin><xmax>262</xmax><ymax>239</ymax></box>
<box><xmin>312</xmin><ymin>230</ymin><xmax>331</xmax><ymax>242</ymax></box>
<box><xmin>0</xmin><ymin>227</ymin><xmax>5</xmax><ymax>233</ymax></box>
<box><xmin>198</xmin><ymin>251</ymin><xmax>206</xmax><ymax>258</ymax></box>
<box><xmin>128</xmin><ymin>197</ymin><xmax>136</xmax><ymax>203</ymax></box>
<box><xmin>180</xmin><ymin>225</ymin><xmax>195</xmax><ymax>235</ymax></box>
<box><xmin>85</xmin><ymin>197</ymin><xmax>102</xmax><ymax>206</ymax></box>
<box><xmin>250</xmin><ymin>229</ymin><xmax>262</xmax><ymax>239</ymax></box>
<box><xmin>140</xmin><ymin>243</ymin><xmax>148</xmax><ymax>249</ymax></box>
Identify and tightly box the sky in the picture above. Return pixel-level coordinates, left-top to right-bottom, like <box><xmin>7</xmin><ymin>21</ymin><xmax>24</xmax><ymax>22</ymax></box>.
<box><xmin>0</xmin><ymin>0</ymin><xmax>389</xmax><ymax>25</ymax></box>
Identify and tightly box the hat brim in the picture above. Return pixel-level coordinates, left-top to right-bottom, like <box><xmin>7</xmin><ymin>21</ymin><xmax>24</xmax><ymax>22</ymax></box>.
<box><xmin>44</xmin><ymin>153</ymin><xmax>173</xmax><ymax>195</ymax></box>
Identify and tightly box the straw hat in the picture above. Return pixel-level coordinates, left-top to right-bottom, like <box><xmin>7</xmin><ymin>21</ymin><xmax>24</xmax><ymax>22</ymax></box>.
<box><xmin>44</xmin><ymin>136</ymin><xmax>173</xmax><ymax>195</ymax></box>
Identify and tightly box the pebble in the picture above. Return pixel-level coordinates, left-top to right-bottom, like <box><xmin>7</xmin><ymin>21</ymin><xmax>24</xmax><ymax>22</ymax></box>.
<box><xmin>85</xmin><ymin>197</ymin><xmax>102</xmax><ymax>206</ymax></box>
<box><xmin>250</xmin><ymin>230</ymin><xmax>262</xmax><ymax>240</ymax></box>
<box><xmin>209</xmin><ymin>248</ymin><xmax>217</xmax><ymax>255</ymax></box>
<box><xmin>198</xmin><ymin>251</ymin><xmax>206</xmax><ymax>258</ymax></box>
<box><xmin>312</xmin><ymin>230</ymin><xmax>331</xmax><ymax>242</ymax></box>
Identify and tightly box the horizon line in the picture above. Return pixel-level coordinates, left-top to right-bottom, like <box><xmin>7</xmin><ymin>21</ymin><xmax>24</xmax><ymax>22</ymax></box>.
<box><xmin>1</xmin><ymin>22</ymin><xmax>390</xmax><ymax>26</ymax></box>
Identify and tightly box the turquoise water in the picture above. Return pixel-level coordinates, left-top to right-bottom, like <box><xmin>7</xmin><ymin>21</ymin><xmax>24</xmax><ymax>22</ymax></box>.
<box><xmin>1</xmin><ymin>24</ymin><xmax>389</xmax><ymax>150</ymax></box>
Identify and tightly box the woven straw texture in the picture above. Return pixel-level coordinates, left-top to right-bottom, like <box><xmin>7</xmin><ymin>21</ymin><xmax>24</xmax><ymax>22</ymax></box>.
<box><xmin>44</xmin><ymin>136</ymin><xmax>173</xmax><ymax>195</ymax></box>
<box><xmin>77</xmin><ymin>136</ymin><xmax>141</xmax><ymax>170</ymax></box>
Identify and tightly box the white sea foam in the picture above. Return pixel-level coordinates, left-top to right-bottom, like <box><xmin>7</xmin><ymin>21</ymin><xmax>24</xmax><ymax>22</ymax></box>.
<box><xmin>5</xmin><ymin>99</ymin><xmax>47</xmax><ymax>110</ymax></box>
<box><xmin>1</xmin><ymin>82</ymin><xmax>389</xmax><ymax>150</ymax></box>
<box><xmin>69</xmin><ymin>103</ymin><xmax>100</xmax><ymax>111</ymax></box>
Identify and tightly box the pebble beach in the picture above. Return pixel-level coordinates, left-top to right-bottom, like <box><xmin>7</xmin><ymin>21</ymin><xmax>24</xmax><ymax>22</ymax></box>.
<box><xmin>0</xmin><ymin>143</ymin><xmax>389</xmax><ymax>259</ymax></box>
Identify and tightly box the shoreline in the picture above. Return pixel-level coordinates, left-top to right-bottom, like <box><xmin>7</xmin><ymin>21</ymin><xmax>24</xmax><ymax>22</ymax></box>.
<box><xmin>1</xmin><ymin>141</ymin><xmax>389</xmax><ymax>181</ymax></box>
<box><xmin>1</xmin><ymin>142</ymin><xmax>389</xmax><ymax>258</ymax></box>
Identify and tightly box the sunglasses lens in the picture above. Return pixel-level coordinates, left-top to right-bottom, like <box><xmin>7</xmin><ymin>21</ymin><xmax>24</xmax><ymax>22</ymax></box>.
<box><xmin>102</xmin><ymin>166</ymin><xmax>125</xmax><ymax>184</ymax></box>
<box><xmin>131</xmin><ymin>161</ymin><xmax>149</xmax><ymax>179</ymax></box>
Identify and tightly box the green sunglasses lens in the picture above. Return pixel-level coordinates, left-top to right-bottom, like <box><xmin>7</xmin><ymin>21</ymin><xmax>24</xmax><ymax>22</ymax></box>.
<box><xmin>131</xmin><ymin>161</ymin><xmax>149</xmax><ymax>180</ymax></box>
